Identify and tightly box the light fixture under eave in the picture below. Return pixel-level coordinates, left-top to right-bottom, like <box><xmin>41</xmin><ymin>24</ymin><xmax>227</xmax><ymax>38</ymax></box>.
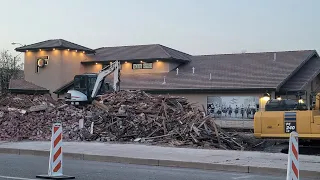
<box><xmin>39</xmin><ymin>49</ymin><xmax>42</xmax><ymax>51</ymax></box>
<box><xmin>263</xmin><ymin>92</ymin><xmax>270</xmax><ymax>98</ymax></box>
<box><xmin>26</xmin><ymin>50</ymin><xmax>29</xmax><ymax>52</ymax></box>
<box><xmin>82</xmin><ymin>51</ymin><xmax>85</xmax><ymax>54</ymax></box>
<box><xmin>53</xmin><ymin>48</ymin><xmax>56</xmax><ymax>51</ymax></box>
<box><xmin>156</xmin><ymin>60</ymin><xmax>159</xmax><ymax>62</ymax></box>
<box><xmin>95</xmin><ymin>63</ymin><xmax>98</xmax><ymax>65</ymax></box>
<box><xmin>75</xmin><ymin>50</ymin><xmax>77</xmax><ymax>52</ymax></box>
<box><xmin>67</xmin><ymin>49</ymin><xmax>70</xmax><ymax>51</ymax></box>
<box><xmin>125</xmin><ymin>61</ymin><xmax>128</xmax><ymax>63</ymax></box>
<box><xmin>262</xmin><ymin>92</ymin><xmax>271</xmax><ymax>101</ymax></box>
<box><xmin>276</xmin><ymin>96</ymin><xmax>281</xmax><ymax>100</ymax></box>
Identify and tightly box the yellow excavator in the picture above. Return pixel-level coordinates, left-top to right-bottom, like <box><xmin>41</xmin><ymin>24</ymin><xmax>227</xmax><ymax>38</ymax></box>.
<box><xmin>254</xmin><ymin>92</ymin><xmax>320</xmax><ymax>140</ymax></box>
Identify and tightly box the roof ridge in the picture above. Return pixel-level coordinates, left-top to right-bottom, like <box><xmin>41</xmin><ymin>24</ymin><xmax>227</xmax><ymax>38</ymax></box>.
<box><xmin>157</xmin><ymin>44</ymin><xmax>172</xmax><ymax>58</ymax></box>
<box><xmin>276</xmin><ymin>50</ymin><xmax>317</xmax><ymax>90</ymax></box>
<box><xmin>95</xmin><ymin>43</ymin><xmax>161</xmax><ymax>50</ymax></box>
<box><xmin>193</xmin><ymin>49</ymin><xmax>316</xmax><ymax>57</ymax></box>
<box><xmin>159</xmin><ymin>44</ymin><xmax>191</xmax><ymax>56</ymax></box>
<box><xmin>58</xmin><ymin>39</ymin><xmax>63</xmax><ymax>46</ymax></box>
<box><xmin>15</xmin><ymin>39</ymin><xmax>52</xmax><ymax>49</ymax></box>
<box><xmin>59</xmin><ymin>39</ymin><xmax>94</xmax><ymax>51</ymax></box>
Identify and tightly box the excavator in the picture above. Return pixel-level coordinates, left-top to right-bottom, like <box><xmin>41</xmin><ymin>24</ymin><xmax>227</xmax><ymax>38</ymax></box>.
<box><xmin>254</xmin><ymin>91</ymin><xmax>320</xmax><ymax>145</ymax></box>
<box><xmin>65</xmin><ymin>60</ymin><xmax>120</xmax><ymax>105</ymax></box>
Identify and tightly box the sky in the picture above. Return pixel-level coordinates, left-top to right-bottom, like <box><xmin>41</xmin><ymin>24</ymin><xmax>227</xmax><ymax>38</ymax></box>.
<box><xmin>1</xmin><ymin>0</ymin><xmax>319</xmax><ymax>60</ymax></box>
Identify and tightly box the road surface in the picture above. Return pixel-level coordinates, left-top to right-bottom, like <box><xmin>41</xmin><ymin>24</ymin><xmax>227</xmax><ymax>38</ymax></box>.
<box><xmin>0</xmin><ymin>154</ymin><xmax>315</xmax><ymax>180</ymax></box>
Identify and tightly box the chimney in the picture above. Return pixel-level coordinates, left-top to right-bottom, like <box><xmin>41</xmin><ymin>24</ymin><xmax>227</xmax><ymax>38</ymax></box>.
<box><xmin>273</xmin><ymin>53</ymin><xmax>277</xmax><ymax>61</ymax></box>
<box><xmin>176</xmin><ymin>68</ymin><xmax>179</xmax><ymax>75</ymax></box>
<box><xmin>162</xmin><ymin>76</ymin><xmax>166</xmax><ymax>84</ymax></box>
<box><xmin>192</xmin><ymin>67</ymin><xmax>195</xmax><ymax>74</ymax></box>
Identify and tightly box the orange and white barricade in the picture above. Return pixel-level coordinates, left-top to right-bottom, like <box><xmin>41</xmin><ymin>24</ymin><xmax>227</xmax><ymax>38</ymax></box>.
<box><xmin>286</xmin><ymin>131</ymin><xmax>299</xmax><ymax>180</ymax></box>
<box><xmin>36</xmin><ymin>123</ymin><xmax>75</xmax><ymax>179</ymax></box>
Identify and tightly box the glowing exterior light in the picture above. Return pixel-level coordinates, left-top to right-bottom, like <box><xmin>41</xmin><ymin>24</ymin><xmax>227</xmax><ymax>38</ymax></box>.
<box><xmin>262</xmin><ymin>92</ymin><xmax>270</xmax><ymax>101</ymax></box>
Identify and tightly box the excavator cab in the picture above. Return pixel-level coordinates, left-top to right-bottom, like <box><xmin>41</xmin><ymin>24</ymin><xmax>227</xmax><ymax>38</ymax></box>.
<box><xmin>65</xmin><ymin>60</ymin><xmax>120</xmax><ymax>105</ymax></box>
<box><xmin>73</xmin><ymin>74</ymin><xmax>112</xmax><ymax>100</ymax></box>
<box><xmin>254</xmin><ymin>92</ymin><xmax>320</xmax><ymax>140</ymax></box>
<box><xmin>265</xmin><ymin>99</ymin><xmax>308</xmax><ymax>111</ymax></box>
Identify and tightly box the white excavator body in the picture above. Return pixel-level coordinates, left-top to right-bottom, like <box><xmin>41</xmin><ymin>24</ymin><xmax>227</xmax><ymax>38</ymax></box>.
<box><xmin>65</xmin><ymin>61</ymin><xmax>120</xmax><ymax>105</ymax></box>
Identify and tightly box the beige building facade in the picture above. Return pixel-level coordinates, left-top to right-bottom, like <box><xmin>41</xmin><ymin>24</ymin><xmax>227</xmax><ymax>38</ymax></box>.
<box><xmin>11</xmin><ymin>39</ymin><xmax>320</xmax><ymax>119</ymax></box>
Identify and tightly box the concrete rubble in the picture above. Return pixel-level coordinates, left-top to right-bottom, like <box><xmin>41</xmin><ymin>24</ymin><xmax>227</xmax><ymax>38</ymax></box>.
<box><xmin>0</xmin><ymin>91</ymin><xmax>268</xmax><ymax>151</ymax></box>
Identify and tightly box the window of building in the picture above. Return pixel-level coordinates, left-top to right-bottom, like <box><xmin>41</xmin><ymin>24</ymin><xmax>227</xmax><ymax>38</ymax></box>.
<box><xmin>132</xmin><ymin>62</ymin><xmax>153</xmax><ymax>69</ymax></box>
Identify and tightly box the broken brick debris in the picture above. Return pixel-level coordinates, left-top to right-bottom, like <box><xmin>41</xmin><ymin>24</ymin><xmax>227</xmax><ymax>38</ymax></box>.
<box><xmin>0</xmin><ymin>91</ymin><xmax>265</xmax><ymax>150</ymax></box>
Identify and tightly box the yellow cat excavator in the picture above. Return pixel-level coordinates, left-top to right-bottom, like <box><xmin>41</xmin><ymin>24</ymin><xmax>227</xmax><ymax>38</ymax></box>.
<box><xmin>254</xmin><ymin>92</ymin><xmax>320</xmax><ymax>140</ymax></box>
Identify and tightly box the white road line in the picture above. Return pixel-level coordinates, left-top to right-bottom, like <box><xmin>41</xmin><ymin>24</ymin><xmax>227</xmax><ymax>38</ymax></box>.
<box><xmin>0</xmin><ymin>175</ymin><xmax>38</xmax><ymax>180</ymax></box>
<box><xmin>232</xmin><ymin>175</ymin><xmax>253</xmax><ymax>179</ymax></box>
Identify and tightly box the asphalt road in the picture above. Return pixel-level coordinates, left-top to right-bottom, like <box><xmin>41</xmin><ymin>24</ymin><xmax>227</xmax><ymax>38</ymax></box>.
<box><xmin>0</xmin><ymin>154</ymin><xmax>315</xmax><ymax>180</ymax></box>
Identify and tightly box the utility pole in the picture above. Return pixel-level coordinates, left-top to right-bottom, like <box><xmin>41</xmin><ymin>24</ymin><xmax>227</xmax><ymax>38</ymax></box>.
<box><xmin>11</xmin><ymin>42</ymin><xmax>25</xmax><ymax>73</ymax></box>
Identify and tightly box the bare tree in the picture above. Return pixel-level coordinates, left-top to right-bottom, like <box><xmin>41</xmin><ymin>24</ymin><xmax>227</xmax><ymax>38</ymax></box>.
<box><xmin>0</xmin><ymin>50</ymin><xmax>23</xmax><ymax>93</ymax></box>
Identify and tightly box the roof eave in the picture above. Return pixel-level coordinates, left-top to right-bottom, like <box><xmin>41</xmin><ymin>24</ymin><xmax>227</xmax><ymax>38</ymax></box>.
<box><xmin>80</xmin><ymin>57</ymin><xmax>190</xmax><ymax>64</ymax></box>
<box><xmin>53</xmin><ymin>81</ymin><xmax>75</xmax><ymax>94</ymax></box>
<box><xmin>8</xmin><ymin>88</ymin><xmax>50</xmax><ymax>94</ymax></box>
<box><xmin>15</xmin><ymin>47</ymin><xmax>96</xmax><ymax>54</ymax></box>
<box><xmin>140</xmin><ymin>87</ymin><xmax>276</xmax><ymax>94</ymax></box>
<box><xmin>276</xmin><ymin>50</ymin><xmax>318</xmax><ymax>91</ymax></box>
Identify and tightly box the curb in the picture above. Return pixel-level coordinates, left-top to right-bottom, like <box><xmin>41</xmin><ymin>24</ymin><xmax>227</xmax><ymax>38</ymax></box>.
<box><xmin>0</xmin><ymin>148</ymin><xmax>319</xmax><ymax>178</ymax></box>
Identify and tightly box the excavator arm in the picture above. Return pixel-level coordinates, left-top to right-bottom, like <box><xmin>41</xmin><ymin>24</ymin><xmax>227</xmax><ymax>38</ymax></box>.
<box><xmin>90</xmin><ymin>60</ymin><xmax>120</xmax><ymax>99</ymax></box>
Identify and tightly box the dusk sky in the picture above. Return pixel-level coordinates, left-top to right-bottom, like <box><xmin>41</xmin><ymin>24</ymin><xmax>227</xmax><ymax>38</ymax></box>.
<box><xmin>1</xmin><ymin>0</ymin><xmax>319</xmax><ymax>59</ymax></box>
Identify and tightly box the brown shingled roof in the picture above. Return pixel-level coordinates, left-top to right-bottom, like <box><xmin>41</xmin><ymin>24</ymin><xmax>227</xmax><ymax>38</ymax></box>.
<box><xmin>280</xmin><ymin>56</ymin><xmax>320</xmax><ymax>91</ymax></box>
<box><xmin>103</xmin><ymin>50</ymin><xmax>317</xmax><ymax>91</ymax></box>
<box><xmin>84</xmin><ymin>44</ymin><xmax>192</xmax><ymax>63</ymax></box>
<box><xmin>9</xmin><ymin>79</ymin><xmax>49</xmax><ymax>93</ymax></box>
<box><xmin>15</xmin><ymin>39</ymin><xmax>95</xmax><ymax>54</ymax></box>
<box><xmin>54</xmin><ymin>49</ymin><xmax>319</xmax><ymax>94</ymax></box>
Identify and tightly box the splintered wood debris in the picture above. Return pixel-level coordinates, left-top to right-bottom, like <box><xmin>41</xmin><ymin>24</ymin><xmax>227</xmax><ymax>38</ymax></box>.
<box><xmin>0</xmin><ymin>91</ymin><xmax>265</xmax><ymax>150</ymax></box>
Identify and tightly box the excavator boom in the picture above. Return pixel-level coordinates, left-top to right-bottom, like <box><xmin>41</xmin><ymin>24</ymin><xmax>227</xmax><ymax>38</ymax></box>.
<box><xmin>91</xmin><ymin>60</ymin><xmax>120</xmax><ymax>99</ymax></box>
<box><xmin>65</xmin><ymin>60</ymin><xmax>120</xmax><ymax>105</ymax></box>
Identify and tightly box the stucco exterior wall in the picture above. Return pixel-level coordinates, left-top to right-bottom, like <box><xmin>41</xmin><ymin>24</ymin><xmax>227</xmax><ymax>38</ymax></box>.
<box><xmin>24</xmin><ymin>50</ymin><xmax>63</xmax><ymax>96</ymax></box>
<box><xmin>89</xmin><ymin>60</ymin><xmax>179</xmax><ymax>74</ymax></box>
<box><xmin>81</xmin><ymin>63</ymin><xmax>103</xmax><ymax>74</ymax></box>
<box><xmin>61</xmin><ymin>50</ymin><xmax>91</xmax><ymax>85</ymax></box>
<box><xmin>24</xmin><ymin>50</ymin><xmax>92</xmax><ymax>98</ymax></box>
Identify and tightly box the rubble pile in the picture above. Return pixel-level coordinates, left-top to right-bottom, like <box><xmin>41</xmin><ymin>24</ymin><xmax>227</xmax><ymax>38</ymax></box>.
<box><xmin>0</xmin><ymin>91</ymin><xmax>264</xmax><ymax>150</ymax></box>
<box><xmin>81</xmin><ymin>91</ymin><xmax>262</xmax><ymax>150</ymax></box>
<box><xmin>0</xmin><ymin>93</ymin><xmax>84</xmax><ymax>141</ymax></box>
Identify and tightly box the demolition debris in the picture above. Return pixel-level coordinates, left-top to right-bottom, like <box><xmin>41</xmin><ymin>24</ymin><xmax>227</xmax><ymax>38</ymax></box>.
<box><xmin>0</xmin><ymin>91</ymin><xmax>266</xmax><ymax>150</ymax></box>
